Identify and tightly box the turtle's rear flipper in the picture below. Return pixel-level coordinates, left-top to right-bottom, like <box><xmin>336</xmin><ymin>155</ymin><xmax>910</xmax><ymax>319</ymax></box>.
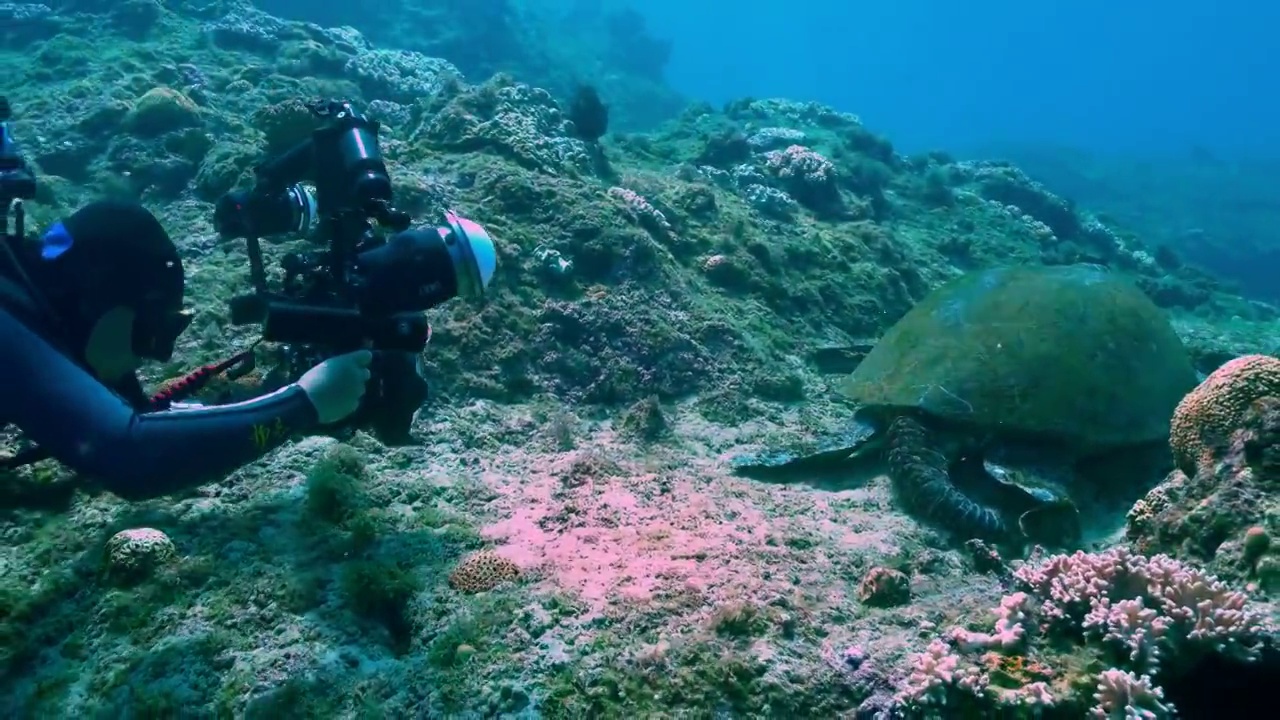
<box><xmin>886</xmin><ymin>415</ymin><xmax>1007</xmax><ymax>540</ymax></box>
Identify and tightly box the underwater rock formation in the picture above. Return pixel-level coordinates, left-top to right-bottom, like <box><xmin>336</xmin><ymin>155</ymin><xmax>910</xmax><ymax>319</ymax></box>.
<box><xmin>0</xmin><ymin>1</ymin><xmax>1277</xmax><ymax>717</ymax></box>
<box><xmin>1131</xmin><ymin>355</ymin><xmax>1280</xmax><ymax>589</ymax></box>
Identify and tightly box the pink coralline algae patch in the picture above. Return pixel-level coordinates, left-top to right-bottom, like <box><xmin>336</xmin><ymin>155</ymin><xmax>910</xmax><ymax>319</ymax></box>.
<box><xmin>793</xmin><ymin>492</ymin><xmax>902</xmax><ymax>556</ymax></box>
<box><xmin>477</xmin><ymin>438</ymin><xmax>808</xmax><ymax>615</ymax></box>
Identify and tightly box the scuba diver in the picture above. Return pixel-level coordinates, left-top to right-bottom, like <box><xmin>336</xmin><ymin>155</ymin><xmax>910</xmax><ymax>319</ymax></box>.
<box><xmin>0</xmin><ymin>200</ymin><xmax>373</xmax><ymax>500</ymax></box>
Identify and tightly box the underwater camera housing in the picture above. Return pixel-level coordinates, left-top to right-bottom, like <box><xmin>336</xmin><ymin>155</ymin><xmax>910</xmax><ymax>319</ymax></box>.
<box><xmin>213</xmin><ymin>99</ymin><xmax>497</xmax><ymax>442</ymax></box>
<box><xmin>0</xmin><ymin>96</ymin><xmax>38</xmax><ymax>240</ymax></box>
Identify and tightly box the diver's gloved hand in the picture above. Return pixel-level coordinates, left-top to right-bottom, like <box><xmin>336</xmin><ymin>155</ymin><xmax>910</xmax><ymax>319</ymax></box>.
<box><xmin>296</xmin><ymin>349</ymin><xmax>373</xmax><ymax>424</ymax></box>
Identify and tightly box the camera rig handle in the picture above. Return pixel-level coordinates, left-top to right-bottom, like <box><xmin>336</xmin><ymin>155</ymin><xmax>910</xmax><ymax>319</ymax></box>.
<box><xmin>1</xmin><ymin>95</ymin><xmax>37</xmax><ymax>241</ymax></box>
<box><xmin>2</xmin><ymin>196</ymin><xmax>27</xmax><ymax>242</ymax></box>
<box><xmin>243</xmin><ymin>230</ymin><xmax>269</xmax><ymax>294</ymax></box>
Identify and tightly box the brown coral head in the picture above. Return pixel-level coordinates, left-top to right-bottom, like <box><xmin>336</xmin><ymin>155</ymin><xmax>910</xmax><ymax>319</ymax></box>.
<box><xmin>857</xmin><ymin>566</ymin><xmax>911</xmax><ymax>607</ymax></box>
<box><xmin>1169</xmin><ymin>354</ymin><xmax>1280</xmax><ymax>477</ymax></box>
<box><xmin>448</xmin><ymin>550</ymin><xmax>521</xmax><ymax>594</ymax></box>
<box><xmin>1242</xmin><ymin>526</ymin><xmax>1271</xmax><ymax>564</ymax></box>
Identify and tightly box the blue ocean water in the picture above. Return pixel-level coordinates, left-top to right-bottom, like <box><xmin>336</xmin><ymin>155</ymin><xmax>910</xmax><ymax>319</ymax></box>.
<box><xmin>635</xmin><ymin>0</ymin><xmax>1279</xmax><ymax>159</ymax></box>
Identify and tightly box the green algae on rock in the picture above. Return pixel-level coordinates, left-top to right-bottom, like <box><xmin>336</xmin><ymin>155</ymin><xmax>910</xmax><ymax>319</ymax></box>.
<box><xmin>124</xmin><ymin>87</ymin><xmax>202</xmax><ymax>137</ymax></box>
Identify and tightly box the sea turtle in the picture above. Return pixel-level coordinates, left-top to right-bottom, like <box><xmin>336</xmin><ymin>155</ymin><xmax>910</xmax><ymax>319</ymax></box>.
<box><xmin>732</xmin><ymin>264</ymin><xmax>1199</xmax><ymax>545</ymax></box>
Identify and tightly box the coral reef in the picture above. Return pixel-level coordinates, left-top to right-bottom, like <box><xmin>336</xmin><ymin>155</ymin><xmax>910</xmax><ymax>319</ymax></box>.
<box><xmin>253</xmin><ymin>0</ymin><xmax>685</xmax><ymax>131</ymax></box>
<box><xmin>897</xmin><ymin>548</ymin><xmax>1272</xmax><ymax>717</ymax></box>
<box><xmin>1130</xmin><ymin>359</ymin><xmax>1280</xmax><ymax>590</ymax></box>
<box><xmin>0</xmin><ymin>2</ymin><xmax>1276</xmax><ymax>717</ymax></box>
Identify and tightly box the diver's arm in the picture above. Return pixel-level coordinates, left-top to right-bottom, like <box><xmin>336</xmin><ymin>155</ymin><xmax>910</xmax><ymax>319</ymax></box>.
<box><xmin>0</xmin><ymin>309</ymin><xmax>318</xmax><ymax>500</ymax></box>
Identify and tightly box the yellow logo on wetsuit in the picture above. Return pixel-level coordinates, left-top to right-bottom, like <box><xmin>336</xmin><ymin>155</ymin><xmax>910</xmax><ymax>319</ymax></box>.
<box><xmin>250</xmin><ymin>418</ymin><xmax>289</xmax><ymax>450</ymax></box>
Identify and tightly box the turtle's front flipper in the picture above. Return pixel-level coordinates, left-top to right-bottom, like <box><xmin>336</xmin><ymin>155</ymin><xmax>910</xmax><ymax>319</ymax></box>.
<box><xmin>730</xmin><ymin>422</ymin><xmax>877</xmax><ymax>483</ymax></box>
<box><xmin>885</xmin><ymin>415</ymin><xmax>1007</xmax><ymax>539</ymax></box>
<box><xmin>730</xmin><ymin>446</ymin><xmax>856</xmax><ymax>482</ymax></box>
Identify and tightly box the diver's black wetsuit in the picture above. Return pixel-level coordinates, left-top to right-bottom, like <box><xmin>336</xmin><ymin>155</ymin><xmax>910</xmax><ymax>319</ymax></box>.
<box><xmin>0</xmin><ymin>284</ymin><xmax>319</xmax><ymax>501</ymax></box>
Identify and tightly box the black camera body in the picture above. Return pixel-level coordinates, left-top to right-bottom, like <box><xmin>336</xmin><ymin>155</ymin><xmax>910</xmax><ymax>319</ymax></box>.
<box><xmin>214</xmin><ymin>99</ymin><xmax>497</xmax><ymax>443</ymax></box>
<box><xmin>0</xmin><ymin>96</ymin><xmax>38</xmax><ymax>240</ymax></box>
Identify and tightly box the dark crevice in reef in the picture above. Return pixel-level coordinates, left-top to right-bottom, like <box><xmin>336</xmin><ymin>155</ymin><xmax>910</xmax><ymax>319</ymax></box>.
<box><xmin>1160</xmin><ymin>648</ymin><xmax>1280</xmax><ymax>719</ymax></box>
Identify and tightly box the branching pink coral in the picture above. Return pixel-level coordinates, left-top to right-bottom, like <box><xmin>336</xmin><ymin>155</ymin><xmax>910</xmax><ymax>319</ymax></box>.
<box><xmin>950</xmin><ymin>591</ymin><xmax>1033</xmax><ymax>652</ymax></box>
<box><xmin>896</xmin><ymin>548</ymin><xmax>1271</xmax><ymax>716</ymax></box>
<box><xmin>1091</xmin><ymin>668</ymin><xmax>1171</xmax><ymax>719</ymax></box>
<box><xmin>898</xmin><ymin>639</ymin><xmax>988</xmax><ymax>707</ymax></box>
<box><xmin>1012</xmin><ymin>547</ymin><xmax>1267</xmax><ymax>671</ymax></box>
<box><xmin>897</xmin><ymin>637</ymin><xmax>1055</xmax><ymax>711</ymax></box>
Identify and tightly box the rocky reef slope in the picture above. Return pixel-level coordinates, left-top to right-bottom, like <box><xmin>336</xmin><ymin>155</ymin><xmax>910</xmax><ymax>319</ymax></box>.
<box><xmin>1</xmin><ymin>3</ymin><xmax>1277</xmax><ymax>717</ymax></box>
